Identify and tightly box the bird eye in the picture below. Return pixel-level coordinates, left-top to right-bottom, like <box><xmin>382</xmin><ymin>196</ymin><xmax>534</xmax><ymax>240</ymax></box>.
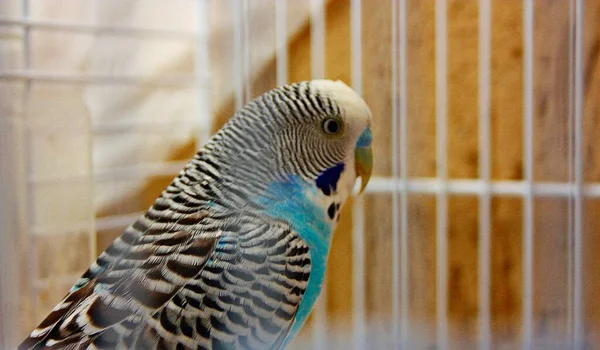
<box><xmin>322</xmin><ymin>118</ymin><xmax>342</xmax><ymax>135</ymax></box>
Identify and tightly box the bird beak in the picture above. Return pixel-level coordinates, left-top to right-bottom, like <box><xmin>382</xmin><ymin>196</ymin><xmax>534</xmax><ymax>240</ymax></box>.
<box><xmin>355</xmin><ymin>145</ymin><xmax>373</xmax><ymax>194</ymax></box>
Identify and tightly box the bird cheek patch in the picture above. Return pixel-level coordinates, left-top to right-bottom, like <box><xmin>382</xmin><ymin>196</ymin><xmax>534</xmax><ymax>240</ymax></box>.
<box><xmin>315</xmin><ymin>163</ymin><xmax>345</xmax><ymax>196</ymax></box>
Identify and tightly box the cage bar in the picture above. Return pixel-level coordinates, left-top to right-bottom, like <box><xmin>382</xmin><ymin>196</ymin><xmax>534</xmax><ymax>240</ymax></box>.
<box><xmin>0</xmin><ymin>17</ymin><xmax>200</xmax><ymax>41</ymax></box>
<box><xmin>242</xmin><ymin>0</ymin><xmax>251</xmax><ymax>102</ymax></box>
<box><xmin>567</xmin><ymin>1</ymin><xmax>576</xmax><ymax>342</ymax></box>
<box><xmin>350</xmin><ymin>0</ymin><xmax>362</xmax><ymax>97</ymax></box>
<box><xmin>573</xmin><ymin>0</ymin><xmax>584</xmax><ymax>347</ymax></box>
<box><xmin>522</xmin><ymin>1</ymin><xmax>535</xmax><ymax>348</ymax></box>
<box><xmin>233</xmin><ymin>0</ymin><xmax>244</xmax><ymax>109</ymax></box>
<box><xmin>311</xmin><ymin>0</ymin><xmax>326</xmax><ymax>80</ymax></box>
<box><xmin>85</xmin><ymin>6</ymin><xmax>97</xmax><ymax>267</ymax></box>
<box><xmin>195</xmin><ymin>0</ymin><xmax>213</xmax><ymax>144</ymax></box>
<box><xmin>398</xmin><ymin>0</ymin><xmax>410</xmax><ymax>346</ymax></box>
<box><xmin>0</xmin><ymin>70</ymin><xmax>202</xmax><ymax>87</ymax></box>
<box><xmin>21</xmin><ymin>1</ymin><xmax>41</xmax><ymax>344</ymax></box>
<box><xmin>275</xmin><ymin>0</ymin><xmax>288</xmax><ymax>87</ymax></box>
<box><xmin>435</xmin><ymin>1</ymin><xmax>449</xmax><ymax>348</ymax></box>
<box><xmin>478</xmin><ymin>0</ymin><xmax>492</xmax><ymax>349</ymax></box>
<box><xmin>362</xmin><ymin>178</ymin><xmax>600</xmax><ymax>198</ymax></box>
<box><xmin>350</xmin><ymin>0</ymin><xmax>366</xmax><ymax>349</ymax></box>
<box><xmin>391</xmin><ymin>0</ymin><xmax>401</xmax><ymax>346</ymax></box>
<box><xmin>310</xmin><ymin>0</ymin><xmax>328</xmax><ymax>348</ymax></box>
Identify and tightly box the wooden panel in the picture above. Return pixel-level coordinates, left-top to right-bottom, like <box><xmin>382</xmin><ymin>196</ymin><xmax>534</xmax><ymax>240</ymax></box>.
<box><xmin>489</xmin><ymin>1</ymin><xmax>524</xmax><ymax>347</ymax></box>
<box><xmin>490</xmin><ymin>197</ymin><xmax>523</xmax><ymax>348</ymax></box>
<box><xmin>530</xmin><ymin>2</ymin><xmax>572</xmax><ymax>345</ymax></box>
<box><xmin>406</xmin><ymin>0</ymin><xmax>437</xmax><ymax>178</ymax></box>
<box><xmin>361</xmin><ymin>0</ymin><xmax>394</xmax><ymax>337</ymax></box>
<box><xmin>447</xmin><ymin>196</ymin><xmax>479</xmax><ymax>348</ymax></box>
<box><xmin>448</xmin><ymin>1</ymin><xmax>479</xmax><ymax>180</ymax></box>
<box><xmin>446</xmin><ymin>3</ymin><xmax>481</xmax><ymax>347</ymax></box>
<box><xmin>406</xmin><ymin>194</ymin><xmax>437</xmax><ymax>341</ymax></box>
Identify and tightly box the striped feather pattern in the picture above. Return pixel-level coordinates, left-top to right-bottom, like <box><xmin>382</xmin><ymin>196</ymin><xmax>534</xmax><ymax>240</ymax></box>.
<box><xmin>20</xmin><ymin>204</ymin><xmax>310</xmax><ymax>349</ymax></box>
<box><xmin>19</xmin><ymin>81</ymin><xmax>354</xmax><ymax>350</ymax></box>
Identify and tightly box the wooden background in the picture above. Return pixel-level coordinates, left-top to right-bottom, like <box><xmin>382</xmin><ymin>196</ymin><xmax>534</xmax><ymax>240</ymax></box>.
<box><xmin>20</xmin><ymin>0</ymin><xmax>600</xmax><ymax>348</ymax></box>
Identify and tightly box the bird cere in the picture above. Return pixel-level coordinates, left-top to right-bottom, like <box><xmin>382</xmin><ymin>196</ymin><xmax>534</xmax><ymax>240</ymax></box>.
<box><xmin>20</xmin><ymin>80</ymin><xmax>372</xmax><ymax>350</ymax></box>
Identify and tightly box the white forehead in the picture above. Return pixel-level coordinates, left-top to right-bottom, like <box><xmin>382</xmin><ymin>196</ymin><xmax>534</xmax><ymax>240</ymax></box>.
<box><xmin>310</xmin><ymin>79</ymin><xmax>372</xmax><ymax>123</ymax></box>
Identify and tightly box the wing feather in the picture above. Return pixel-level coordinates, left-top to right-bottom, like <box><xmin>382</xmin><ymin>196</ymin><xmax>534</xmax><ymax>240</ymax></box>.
<box><xmin>19</xmin><ymin>201</ymin><xmax>218</xmax><ymax>349</ymax></box>
<box><xmin>136</xmin><ymin>217</ymin><xmax>311</xmax><ymax>350</ymax></box>
<box><xmin>20</xmin><ymin>205</ymin><xmax>311</xmax><ymax>350</ymax></box>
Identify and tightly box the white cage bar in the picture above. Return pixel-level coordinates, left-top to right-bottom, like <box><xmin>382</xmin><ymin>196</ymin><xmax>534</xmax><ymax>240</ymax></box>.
<box><xmin>310</xmin><ymin>0</ymin><xmax>328</xmax><ymax>348</ymax></box>
<box><xmin>522</xmin><ymin>1</ymin><xmax>534</xmax><ymax>348</ymax></box>
<box><xmin>275</xmin><ymin>0</ymin><xmax>288</xmax><ymax>87</ymax></box>
<box><xmin>0</xmin><ymin>17</ymin><xmax>200</xmax><ymax>40</ymax></box>
<box><xmin>233</xmin><ymin>0</ymin><xmax>244</xmax><ymax>110</ymax></box>
<box><xmin>435</xmin><ymin>1</ymin><xmax>449</xmax><ymax>348</ymax></box>
<box><xmin>242</xmin><ymin>0</ymin><xmax>251</xmax><ymax>103</ymax></box>
<box><xmin>390</xmin><ymin>0</ymin><xmax>401</xmax><ymax>347</ymax></box>
<box><xmin>573</xmin><ymin>0</ymin><xmax>584</xmax><ymax>347</ymax></box>
<box><xmin>478</xmin><ymin>0</ymin><xmax>492</xmax><ymax>348</ymax></box>
<box><xmin>195</xmin><ymin>0</ymin><xmax>213</xmax><ymax>151</ymax></box>
<box><xmin>350</xmin><ymin>1</ymin><xmax>366</xmax><ymax>349</ymax></box>
<box><xmin>398</xmin><ymin>0</ymin><xmax>410</xmax><ymax>346</ymax></box>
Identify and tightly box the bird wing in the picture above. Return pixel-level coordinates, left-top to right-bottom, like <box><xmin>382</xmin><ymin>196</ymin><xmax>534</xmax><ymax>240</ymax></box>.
<box><xmin>20</xmin><ymin>197</ymin><xmax>311</xmax><ymax>350</ymax></box>
<box><xmin>139</xmin><ymin>216</ymin><xmax>312</xmax><ymax>350</ymax></box>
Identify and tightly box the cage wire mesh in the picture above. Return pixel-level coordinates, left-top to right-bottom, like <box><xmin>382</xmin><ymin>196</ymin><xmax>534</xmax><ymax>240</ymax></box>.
<box><xmin>1</xmin><ymin>0</ymin><xmax>599</xmax><ymax>349</ymax></box>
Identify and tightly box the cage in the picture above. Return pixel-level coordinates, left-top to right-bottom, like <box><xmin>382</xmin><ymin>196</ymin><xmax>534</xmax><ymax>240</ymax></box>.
<box><xmin>1</xmin><ymin>0</ymin><xmax>599</xmax><ymax>349</ymax></box>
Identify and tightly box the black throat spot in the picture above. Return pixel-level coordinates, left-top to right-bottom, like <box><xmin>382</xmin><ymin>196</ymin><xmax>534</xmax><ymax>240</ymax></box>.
<box><xmin>315</xmin><ymin>163</ymin><xmax>345</xmax><ymax>196</ymax></box>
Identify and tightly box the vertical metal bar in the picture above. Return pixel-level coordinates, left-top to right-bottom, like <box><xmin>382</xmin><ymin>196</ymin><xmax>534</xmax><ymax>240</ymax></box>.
<box><xmin>351</xmin><ymin>1</ymin><xmax>365</xmax><ymax>349</ymax></box>
<box><xmin>275</xmin><ymin>0</ymin><xmax>288</xmax><ymax>86</ymax></box>
<box><xmin>567</xmin><ymin>0</ymin><xmax>576</xmax><ymax>345</ymax></box>
<box><xmin>233</xmin><ymin>0</ymin><xmax>244</xmax><ymax>109</ymax></box>
<box><xmin>351</xmin><ymin>199</ymin><xmax>366</xmax><ymax>350</ymax></box>
<box><xmin>522</xmin><ymin>1</ymin><xmax>535</xmax><ymax>348</ymax></box>
<box><xmin>87</xmin><ymin>0</ymin><xmax>100</xmax><ymax>268</ymax></box>
<box><xmin>311</xmin><ymin>0</ymin><xmax>327</xmax><ymax>348</ymax></box>
<box><xmin>573</xmin><ymin>0</ymin><xmax>584</xmax><ymax>347</ymax></box>
<box><xmin>478</xmin><ymin>0</ymin><xmax>492</xmax><ymax>349</ymax></box>
<box><xmin>435</xmin><ymin>1</ymin><xmax>449</xmax><ymax>349</ymax></box>
<box><xmin>21</xmin><ymin>0</ymin><xmax>39</xmax><ymax>332</ymax></box>
<box><xmin>391</xmin><ymin>0</ymin><xmax>401</xmax><ymax>347</ymax></box>
<box><xmin>398</xmin><ymin>0</ymin><xmax>410</xmax><ymax>346</ymax></box>
<box><xmin>86</xmin><ymin>140</ymin><xmax>97</xmax><ymax>267</ymax></box>
<box><xmin>311</xmin><ymin>0</ymin><xmax>326</xmax><ymax>80</ymax></box>
<box><xmin>196</xmin><ymin>0</ymin><xmax>213</xmax><ymax>143</ymax></box>
<box><xmin>351</xmin><ymin>0</ymin><xmax>362</xmax><ymax>96</ymax></box>
<box><xmin>242</xmin><ymin>0</ymin><xmax>251</xmax><ymax>102</ymax></box>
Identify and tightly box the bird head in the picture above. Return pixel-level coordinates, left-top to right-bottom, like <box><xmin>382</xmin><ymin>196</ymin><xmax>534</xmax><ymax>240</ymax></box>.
<box><xmin>305</xmin><ymin>79</ymin><xmax>373</xmax><ymax>198</ymax></box>
<box><xmin>205</xmin><ymin>79</ymin><xmax>373</xmax><ymax>217</ymax></box>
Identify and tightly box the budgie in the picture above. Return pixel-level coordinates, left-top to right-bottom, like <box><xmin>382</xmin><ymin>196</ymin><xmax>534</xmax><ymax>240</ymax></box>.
<box><xmin>20</xmin><ymin>79</ymin><xmax>373</xmax><ymax>350</ymax></box>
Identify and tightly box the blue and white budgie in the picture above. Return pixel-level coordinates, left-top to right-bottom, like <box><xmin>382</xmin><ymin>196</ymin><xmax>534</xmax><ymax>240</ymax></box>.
<box><xmin>20</xmin><ymin>80</ymin><xmax>373</xmax><ymax>350</ymax></box>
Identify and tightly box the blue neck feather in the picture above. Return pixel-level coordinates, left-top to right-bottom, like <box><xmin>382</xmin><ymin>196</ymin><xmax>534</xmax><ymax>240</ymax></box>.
<box><xmin>256</xmin><ymin>174</ymin><xmax>332</xmax><ymax>255</ymax></box>
<box><xmin>256</xmin><ymin>165</ymin><xmax>345</xmax><ymax>346</ymax></box>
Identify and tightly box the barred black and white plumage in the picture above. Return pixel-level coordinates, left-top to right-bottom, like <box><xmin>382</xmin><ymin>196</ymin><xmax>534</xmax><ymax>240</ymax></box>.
<box><xmin>20</xmin><ymin>80</ymin><xmax>372</xmax><ymax>350</ymax></box>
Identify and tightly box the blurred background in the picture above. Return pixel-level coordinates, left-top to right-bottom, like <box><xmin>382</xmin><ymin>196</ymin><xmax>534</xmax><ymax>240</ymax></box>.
<box><xmin>1</xmin><ymin>0</ymin><xmax>599</xmax><ymax>349</ymax></box>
